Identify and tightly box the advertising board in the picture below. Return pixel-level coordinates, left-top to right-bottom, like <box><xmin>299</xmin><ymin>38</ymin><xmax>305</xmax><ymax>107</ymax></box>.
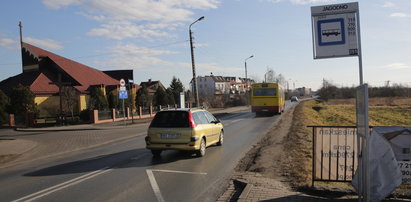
<box><xmin>313</xmin><ymin>127</ymin><xmax>358</xmax><ymax>181</ymax></box>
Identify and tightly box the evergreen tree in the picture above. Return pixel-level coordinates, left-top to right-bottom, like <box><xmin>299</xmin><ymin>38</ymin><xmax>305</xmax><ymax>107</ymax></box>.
<box><xmin>169</xmin><ymin>76</ymin><xmax>184</xmax><ymax>104</ymax></box>
<box><xmin>153</xmin><ymin>86</ymin><xmax>168</xmax><ymax>106</ymax></box>
<box><xmin>166</xmin><ymin>88</ymin><xmax>175</xmax><ymax>105</ymax></box>
<box><xmin>89</xmin><ymin>87</ymin><xmax>108</xmax><ymax>110</ymax></box>
<box><xmin>9</xmin><ymin>84</ymin><xmax>37</xmax><ymax>114</ymax></box>
<box><xmin>0</xmin><ymin>90</ymin><xmax>9</xmax><ymax>125</ymax></box>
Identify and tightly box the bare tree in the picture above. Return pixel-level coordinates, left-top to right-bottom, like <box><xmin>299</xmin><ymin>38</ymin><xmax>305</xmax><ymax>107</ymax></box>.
<box><xmin>265</xmin><ymin>67</ymin><xmax>275</xmax><ymax>83</ymax></box>
<box><xmin>276</xmin><ymin>73</ymin><xmax>287</xmax><ymax>87</ymax></box>
<box><xmin>61</xmin><ymin>86</ymin><xmax>79</xmax><ymax>119</ymax></box>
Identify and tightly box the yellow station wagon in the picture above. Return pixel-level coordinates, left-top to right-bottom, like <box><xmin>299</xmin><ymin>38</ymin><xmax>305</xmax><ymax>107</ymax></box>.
<box><xmin>145</xmin><ymin>108</ymin><xmax>224</xmax><ymax>157</ymax></box>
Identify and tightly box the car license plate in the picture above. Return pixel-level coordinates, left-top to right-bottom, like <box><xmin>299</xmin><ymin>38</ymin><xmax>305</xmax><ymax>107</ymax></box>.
<box><xmin>160</xmin><ymin>133</ymin><xmax>180</xmax><ymax>139</ymax></box>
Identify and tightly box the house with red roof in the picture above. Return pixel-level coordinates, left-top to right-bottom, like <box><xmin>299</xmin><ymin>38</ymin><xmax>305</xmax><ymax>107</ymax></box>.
<box><xmin>0</xmin><ymin>42</ymin><xmax>137</xmax><ymax>117</ymax></box>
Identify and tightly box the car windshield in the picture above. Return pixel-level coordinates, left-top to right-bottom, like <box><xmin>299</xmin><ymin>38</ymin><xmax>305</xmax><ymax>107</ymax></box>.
<box><xmin>150</xmin><ymin>111</ymin><xmax>189</xmax><ymax>128</ymax></box>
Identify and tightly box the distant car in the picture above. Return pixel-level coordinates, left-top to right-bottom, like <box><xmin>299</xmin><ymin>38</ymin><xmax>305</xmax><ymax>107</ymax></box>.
<box><xmin>291</xmin><ymin>96</ymin><xmax>299</xmax><ymax>102</ymax></box>
<box><xmin>145</xmin><ymin>108</ymin><xmax>224</xmax><ymax>157</ymax></box>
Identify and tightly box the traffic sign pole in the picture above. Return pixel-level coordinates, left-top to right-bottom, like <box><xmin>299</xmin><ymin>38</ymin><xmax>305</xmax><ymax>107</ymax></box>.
<box><xmin>123</xmin><ymin>97</ymin><xmax>126</xmax><ymax>126</ymax></box>
<box><xmin>119</xmin><ymin>78</ymin><xmax>127</xmax><ymax>126</ymax></box>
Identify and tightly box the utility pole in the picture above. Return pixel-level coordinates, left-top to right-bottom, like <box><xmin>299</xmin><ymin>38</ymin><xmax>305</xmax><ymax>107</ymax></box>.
<box><xmin>244</xmin><ymin>55</ymin><xmax>254</xmax><ymax>91</ymax></box>
<box><xmin>189</xmin><ymin>16</ymin><xmax>204</xmax><ymax>107</ymax></box>
<box><xmin>19</xmin><ymin>21</ymin><xmax>24</xmax><ymax>72</ymax></box>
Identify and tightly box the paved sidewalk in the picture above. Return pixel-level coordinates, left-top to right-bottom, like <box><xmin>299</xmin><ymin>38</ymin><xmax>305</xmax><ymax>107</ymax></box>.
<box><xmin>218</xmin><ymin>172</ymin><xmax>358</xmax><ymax>202</ymax></box>
<box><xmin>0</xmin><ymin>106</ymin><xmax>249</xmax><ymax>168</ymax></box>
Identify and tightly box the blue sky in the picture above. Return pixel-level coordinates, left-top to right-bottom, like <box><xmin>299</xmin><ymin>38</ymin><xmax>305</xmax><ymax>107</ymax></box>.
<box><xmin>1</xmin><ymin>0</ymin><xmax>411</xmax><ymax>90</ymax></box>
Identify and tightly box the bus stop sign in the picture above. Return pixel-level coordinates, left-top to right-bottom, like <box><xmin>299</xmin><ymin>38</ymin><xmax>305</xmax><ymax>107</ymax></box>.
<box><xmin>311</xmin><ymin>2</ymin><xmax>359</xmax><ymax>59</ymax></box>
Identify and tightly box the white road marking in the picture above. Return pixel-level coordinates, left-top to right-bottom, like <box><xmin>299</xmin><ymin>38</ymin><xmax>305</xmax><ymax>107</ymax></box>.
<box><xmin>146</xmin><ymin>169</ymin><xmax>165</xmax><ymax>202</ymax></box>
<box><xmin>150</xmin><ymin>169</ymin><xmax>207</xmax><ymax>175</ymax></box>
<box><xmin>146</xmin><ymin>169</ymin><xmax>207</xmax><ymax>202</ymax></box>
<box><xmin>13</xmin><ymin>167</ymin><xmax>111</xmax><ymax>202</ymax></box>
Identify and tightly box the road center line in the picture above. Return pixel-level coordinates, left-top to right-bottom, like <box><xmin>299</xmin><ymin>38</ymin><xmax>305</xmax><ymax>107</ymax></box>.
<box><xmin>13</xmin><ymin>167</ymin><xmax>111</xmax><ymax>202</ymax></box>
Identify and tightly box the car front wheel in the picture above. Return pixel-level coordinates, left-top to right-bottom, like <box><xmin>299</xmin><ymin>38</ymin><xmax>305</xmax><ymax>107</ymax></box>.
<box><xmin>217</xmin><ymin>131</ymin><xmax>223</xmax><ymax>146</ymax></box>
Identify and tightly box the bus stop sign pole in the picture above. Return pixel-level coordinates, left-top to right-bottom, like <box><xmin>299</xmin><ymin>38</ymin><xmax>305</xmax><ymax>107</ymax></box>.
<box><xmin>311</xmin><ymin>2</ymin><xmax>369</xmax><ymax>201</ymax></box>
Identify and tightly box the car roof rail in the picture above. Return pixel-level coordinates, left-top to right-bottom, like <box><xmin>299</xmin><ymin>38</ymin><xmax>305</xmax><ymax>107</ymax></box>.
<box><xmin>189</xmin><ymin>107</ymin><xmax>205</xmax><ymax>111</ymax></box>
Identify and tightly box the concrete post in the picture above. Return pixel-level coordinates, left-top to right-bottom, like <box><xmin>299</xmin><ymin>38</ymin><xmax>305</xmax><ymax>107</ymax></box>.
<box><xmin>112</xmin><ymin>108</ymin><xmax>116</xmax><ymax>122</ymax></box>
<box><xmin>8</xmin><ymin>114</ymin><xmax>15</xmax><ymax>127</ymax></box>
<box><xmin>91</xmin><ymin>110</ymin><xmax>98</xmax><ymax>124</ymax></box>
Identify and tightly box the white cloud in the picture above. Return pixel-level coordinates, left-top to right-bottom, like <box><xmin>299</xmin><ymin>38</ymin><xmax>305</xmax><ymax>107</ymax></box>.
<box><xmin>25</xmin><ymin>37</ymin><xmax>63</xmax><ymax>50</ymax></box>
<box><xmin>42</xmin><ymin>0</ymin><xmax>82</xmax><ymax>9</ymax></box>
<box><xmin>95</xmin><ymin>43</ymin><xmax>238</xmax><ymax>77</ymax></box>
<box><xmin>390</xmin><ymin>12</ymin><xmax>411</xmax><ymax>18</ymax></box>
<box><xmin>260</xmin><ymin>0</ymin><xmax>282</xmax><ymax>3</ymax></box>
<box><xmin>42</xmin><ymin>0</ymin><xmax>220</xmax><ymax>40</ymax></box>
<box><xmin>289</xmin><ymin>0</ymin><xmax>336</xmax><ymax>4</ymax></box>
<box><xmin>196</xmin><ymin>63</ymin><xmax>242</xmax><ymax>74</ymax></box>
<box><xmin>96</xmin><ymin>43</ymin><xmax>179</xmax><ymax>72</ymax></box>
<box><xmin>260</xmin><ymin>0</ymin><xmax>336</xmax><ymax>5</ymax></box>
<box><xmin>195</xmin><ymin>43</ymin><xmax>209</xmax><ymax>48</ymax></box>
<box><xmin>87</xmin><ymin>21</ymin><xmax>175</xmax><ymax>40</ymax></box>
<box><xmin>381</xmin><ymin>63</ymin><xmax>411</xmax><ymax>70</ymax></box>
<box><xmin>0</xmin><ymin>38</ymin><xmax>19</xmax><ymax>50</ymax></box>
<box><xmin>382</xmin><ymin>2</ymin><xmax>396</xmax><ymax>8</ymax></box>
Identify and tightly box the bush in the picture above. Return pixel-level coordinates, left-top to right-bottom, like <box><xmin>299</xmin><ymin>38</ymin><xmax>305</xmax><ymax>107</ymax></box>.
<box><xmin>79</xmin><ymin>109</ymin><xmax>90</xmax><ymax>122</ymax></box>
<box><xmin>0</xmin><ymin>90</ymin><xmax>9</xmax><ymax>125</ymax></box>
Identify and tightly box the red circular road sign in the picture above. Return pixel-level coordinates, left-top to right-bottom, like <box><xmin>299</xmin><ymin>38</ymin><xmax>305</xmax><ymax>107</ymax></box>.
<box><xmin>120</xmin><ymin>78</ymin><xmax>126</xmax><ymax>87</ymax></box>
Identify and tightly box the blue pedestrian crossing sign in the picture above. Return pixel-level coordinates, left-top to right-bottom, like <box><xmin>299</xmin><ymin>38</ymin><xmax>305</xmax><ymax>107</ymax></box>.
<box><xmin>119</xmin><ymin>90</ymin><xmax>128</xmax><ymax>99</ymax></box>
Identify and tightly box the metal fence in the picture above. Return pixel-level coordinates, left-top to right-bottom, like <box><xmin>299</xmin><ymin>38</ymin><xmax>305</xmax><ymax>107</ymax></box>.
<box><xmin>309</xmin><ymin>126</ymin><xmax>369</xmax><ymax>185</ymax></box>
<box><xmin>98</xmin><ymin>110</ymin><xmax>112</xmax><ymax>120</ymax></box>
<box><xmin>115</xmin><ymin>109</ymin><xmax>126</xmax><ymax>119</ymax></box>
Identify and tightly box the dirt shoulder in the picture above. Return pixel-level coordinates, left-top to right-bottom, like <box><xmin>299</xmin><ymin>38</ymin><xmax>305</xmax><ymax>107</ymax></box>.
<box><xmin>219</xmin><ymin>101</ymin><xmax>358</xmax><ymax>201</ymax></box>
<box><xmin>219</xmin><ymin>100</ymin><xmax>411</xmax><ymax>201</ymax></box>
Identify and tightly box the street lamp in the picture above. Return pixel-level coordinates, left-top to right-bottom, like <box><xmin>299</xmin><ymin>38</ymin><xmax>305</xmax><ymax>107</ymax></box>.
<box><xmin>189</xmin><ymin>16</ymin><xmax>205</xmax><ymax>107</ymax></box>
<box><xmin>244</xmin><ymin>55</ymin><xmax>254</xmax><ymax>91</ymax></box>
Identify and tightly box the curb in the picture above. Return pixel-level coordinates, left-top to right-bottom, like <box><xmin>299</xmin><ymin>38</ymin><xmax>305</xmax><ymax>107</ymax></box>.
<box><xmin>236</xmin><ymin>180</ymin><xmax>253</xmax><ymax>202</ymax></box>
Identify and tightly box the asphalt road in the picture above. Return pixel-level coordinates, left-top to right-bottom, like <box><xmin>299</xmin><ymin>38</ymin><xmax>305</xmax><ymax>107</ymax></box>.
<box><xmin>0</xmin><ymin>103</ymin><xmax>294</xmax><ymax>202</ymax></box>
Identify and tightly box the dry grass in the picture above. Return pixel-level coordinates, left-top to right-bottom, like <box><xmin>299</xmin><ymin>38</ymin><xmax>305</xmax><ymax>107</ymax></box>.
<box><xmin>325</xmin><ymin>97</ymin><xmax>411</xmax><ymax>106</ymax></box>
<box><xmin>284</xmin><ymin>103</ymin><xmax>313</xmax><ymax>188</ymax></box>
<box><xmin>287</xmin><ymin>98</ymin><xmax>411</xmax><ymax>190</ymax></box>
<box><xmin>304</xmin><ymin>99</ymin><xmax>411</xmax><ymax>126</ymax></box>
